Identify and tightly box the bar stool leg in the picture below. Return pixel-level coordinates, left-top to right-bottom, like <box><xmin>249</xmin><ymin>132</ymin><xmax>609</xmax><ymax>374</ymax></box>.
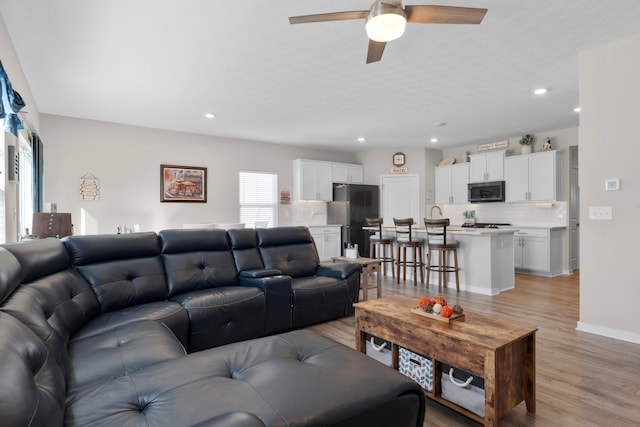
<box><xmin>387</xmin><ymin>244</ymin><xmax>392</xmax><ymax>278</ymax></box>
<box><xmin>411</xmin><ymin>246</ymin><xmax>417</xmax><ymax>286</ymax></box>
<box><xmin>453</xmin><ymin>248</ymin><xmax>460</xmax><ymax>292</ymax></box>
<box><xmin>438</xmin><ymin>248</ymin><xmax>444</xmax><ymax>292</ymax></box>
<box><xmin>418</xmin><ymin>246</ymin><xmax>424</xmax><ymax>284</ymax></box>
<box><xmin>396</xmin><ymin>244</ymin><xmax>401</xmax><ymax>284</ymax></box>
<box><xmin>402</xmin><ymin>246</ymin><xmax>407</xmax><ymax>283</ymax></box>
<box><xmin>426</xmin><ymin>247</ymin><xmax>432</xmax><ymax>287</ymax></box>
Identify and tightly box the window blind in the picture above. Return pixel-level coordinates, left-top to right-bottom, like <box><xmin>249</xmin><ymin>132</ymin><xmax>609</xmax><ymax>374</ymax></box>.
<box><xmin>239</xmin><ymin>171</ymin><xmax>277</xmax><ymax>228</ymax></box>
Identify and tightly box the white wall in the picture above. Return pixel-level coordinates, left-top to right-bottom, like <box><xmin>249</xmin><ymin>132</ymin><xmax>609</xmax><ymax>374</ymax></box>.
<box><xmin>577</xmin><ymin>33</ymin><xmax>640</xmax><ymax>343</ymax></box>
<box><xmin>40</xmin><ymin>114</ymin><xmax>357</xmax><ymax>234</ymax></box>
<box><xmin>355</xmin><ymin>147</ymin><xmax>435</xmax><ymax>222</ymax></box>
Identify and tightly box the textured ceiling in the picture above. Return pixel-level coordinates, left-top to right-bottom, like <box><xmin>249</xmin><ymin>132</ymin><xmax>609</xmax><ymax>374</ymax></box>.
<box><xmin>2</xmin><ymin>0</ymin><xmax>640</xmax><ymax>152</ymax></box>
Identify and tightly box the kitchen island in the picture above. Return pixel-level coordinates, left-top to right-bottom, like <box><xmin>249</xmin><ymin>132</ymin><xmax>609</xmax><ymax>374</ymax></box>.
<box><xmin>371</xmin><ymin>226</ymin><xmax>516</xmax><ymax>295</ymax></box>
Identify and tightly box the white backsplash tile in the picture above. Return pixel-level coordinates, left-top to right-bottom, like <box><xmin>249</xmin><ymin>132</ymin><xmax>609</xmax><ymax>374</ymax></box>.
<box><xmin>291</xmin><ymin>201</ymin><xmax>328</xmax><ymax>225</ymax></box>
<box><xmin>441</xmin><ymin>202</ymin><xmax>567</xmax><ymax>227</ymax></box>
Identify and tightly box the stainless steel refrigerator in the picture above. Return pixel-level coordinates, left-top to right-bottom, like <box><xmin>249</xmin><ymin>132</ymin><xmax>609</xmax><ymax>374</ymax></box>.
<box><xmin>327</xmin><ymin>183</ymin><xmax>379</xmax><ymax>257</ymax></box>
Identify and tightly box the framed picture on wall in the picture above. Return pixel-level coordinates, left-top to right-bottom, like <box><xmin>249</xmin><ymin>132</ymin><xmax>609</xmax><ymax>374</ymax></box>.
<box><xmin>160</xmin><ymin>164</ymin><xmax>207</xmax><ymax>203</ymax></box>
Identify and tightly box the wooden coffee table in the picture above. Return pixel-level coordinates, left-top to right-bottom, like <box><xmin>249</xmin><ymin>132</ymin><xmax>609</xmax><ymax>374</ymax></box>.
<box><xmin>354</xmin><ymin>296</ymin><xmax>537</xmax><ymax>426</ymax></box>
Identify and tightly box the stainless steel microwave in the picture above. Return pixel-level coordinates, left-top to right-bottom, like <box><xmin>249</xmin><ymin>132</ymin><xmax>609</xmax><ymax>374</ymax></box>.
<box><xmin>468</xmin><ymin>181</ymin><xmax>505</xmax><ymax>203</ymax></box>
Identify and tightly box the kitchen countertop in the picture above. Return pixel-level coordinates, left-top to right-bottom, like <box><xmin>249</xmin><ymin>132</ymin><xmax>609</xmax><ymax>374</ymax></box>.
<box><xmin>441</xmin><ymin>228</ymin><xmax>518</xmax><ymax>236</ymax></box>
<box><xmin>506</xmin><ymin>224</ymin><xmax>566</xmax><ymax>229</ymax></box>
<box><xmin>365</xmin><ymin>226</ymin><xmax>517</xmax><ymax>236</ymax></box>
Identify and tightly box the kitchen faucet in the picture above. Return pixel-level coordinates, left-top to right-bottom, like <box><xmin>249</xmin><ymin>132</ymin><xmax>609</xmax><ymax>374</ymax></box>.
<box><xmin>430</xmin><ymin>205</ymin><xmax>442</xmax><ymax>219</ymax></box>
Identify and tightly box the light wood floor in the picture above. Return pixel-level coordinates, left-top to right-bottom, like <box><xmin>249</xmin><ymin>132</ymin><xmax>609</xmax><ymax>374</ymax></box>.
<box><xmin>307</xmin><ymin>271</ymin><xmax>640</xmax><ymax>426</ymax></box>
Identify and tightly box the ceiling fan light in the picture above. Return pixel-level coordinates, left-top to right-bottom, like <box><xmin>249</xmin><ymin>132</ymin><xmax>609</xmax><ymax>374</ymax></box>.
<box><xmin>366</xmin><ymin>3</ymin><xmax>407</xmax><ymax>42</ymax></box>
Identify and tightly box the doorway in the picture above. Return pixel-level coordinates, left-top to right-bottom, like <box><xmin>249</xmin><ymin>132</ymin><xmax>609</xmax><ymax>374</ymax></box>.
<box><xmin>569</xmin><ymin>146</ymin><xmax>580</xmax><ymax>271</ymax></box>
<box><xmin>380</xmin><ymin>174</ymin><xmax>420</xmax><ymax>226</ymax></box>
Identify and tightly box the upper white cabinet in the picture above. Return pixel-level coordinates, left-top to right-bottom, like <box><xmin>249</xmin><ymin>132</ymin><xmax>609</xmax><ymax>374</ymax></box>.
<box><xmin>505</xmin><ymin>151</ymin><xmax>559</xmax><ymax>202</ymax></box>
<box><xmin>293</xmin><ymin>159</ymin><xmax>333</xmax><ymax>201</ymax></box>
<box><xmin>469</xmin><ymin>150</ymin><xmax>505</xmax><ymax>183</ymax></box>
<box><xmin>435</xmin><ymin>163</ymin><xmax>469</xmax><ymax>204</ymax></box>
<box><xmin>332</xmin><ymin>163</ymin><xmax>364</xmax><ymax>184</ymax></box>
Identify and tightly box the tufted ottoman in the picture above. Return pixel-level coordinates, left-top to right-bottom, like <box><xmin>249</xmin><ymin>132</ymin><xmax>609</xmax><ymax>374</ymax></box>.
<box><xmin>65</xmin><ymin>329</ymin><xmax>425</xmax><ymax>426</ymax></box>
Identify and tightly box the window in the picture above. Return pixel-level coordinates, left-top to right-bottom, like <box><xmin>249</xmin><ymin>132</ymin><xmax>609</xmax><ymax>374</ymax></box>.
<box><xmin>17</xmin><ymin>132</ymin><xmax>34</xmax><ymax>236</ymax></box>
<box><xmin>239</xmin><ymin>171</ymin><xmax>277</xmax><ymax>228</ymax></box>
<box><xmin>0</xmin><ymin>133</ymin><xmax>5</xmax><ymax>243</ymax></box>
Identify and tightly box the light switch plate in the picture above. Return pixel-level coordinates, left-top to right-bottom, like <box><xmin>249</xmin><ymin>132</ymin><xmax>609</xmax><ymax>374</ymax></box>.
<box><xmin>589</xmin><ymin>206</ymin><xmax>613</xmax><ymax>220</ymax></box>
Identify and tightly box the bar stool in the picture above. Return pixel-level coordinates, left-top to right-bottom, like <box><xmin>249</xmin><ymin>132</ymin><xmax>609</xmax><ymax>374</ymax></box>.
<box><xmin>424</xmin><ymin>218</ymin><xmax>460</xmax><ymax>292</ymax></box>
<box><xmin>393</xmin><ymin>218</ymin><xmax>424</xmax><ymax>285</ymax></box>
<box><xmin>365</xmin><ymin>217</ymin><xmax>395</xmax><ymax>279</ymax></box>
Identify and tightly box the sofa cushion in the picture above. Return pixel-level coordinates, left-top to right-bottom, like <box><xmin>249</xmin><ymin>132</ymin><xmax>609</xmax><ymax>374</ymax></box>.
<box><xmin>158</xmin><ymin>228</ymin><xmax>230</xmax><ymax>253</ymax></box>
<box><xmin>228</xmin><ymin>228</ymin><xmax>265</xmax><ymax>272</ymax></box>
<box><xmin>63</xmin><ymin>233</ymin><xmax>168</xmax><ymax>312</ymax></box>
<box><xmin>0</xmin><ymin>246</ymin><xmax>22</xmax><ymax>304</ymax></box>
<box><xmin>71</xmin><ymin>301</ymin><xmax>189</xmax><ymax>348</ymax></box>
<box><xmin>63</xmin><ymin>232</ymin><xmax>160</xmax><ymax>265</ymax></box>
<box><xmin>159</xmin><ymin>229</ymin><xmax>239</xmax><ymax>296</ymax></box>
<box><xmin>0</xmin><ymin>312</ymin><xmax>65</xmax><ymax>427</ymax></box>
<box><xmin>68</xmin><ymin>320</ymin><xmax>186</xmax><ymax>391</ymax></box>
<box><xmin>64</xmin><ymin>330</ymin><xmax>425</xmax><ymax>427</ymax></box>
<box><xmin>257</xmin><ymin>227</ymin><xmax>320</xmax><ymax>277</ymax></box>
<box><xmin>171</xmin><ymin>287</ymin><xmax>265</xmax><ymax>352</ymax></box>
<box><xmin>3</xmin><ymin>237</ymin><xmax>69</xmax><ymax>282</ymax></box>
<box><xmin>290</xmin><ymin>276</ymin><xmax>351</xmax><ymax>328</ymax></box>
<box><xmin>1</xmin><ymin>239</ymin><xmax>101</xmax><ymax>382</ymax></box>
<box><xmin>192</xmin><ymin>412</ymin><xmax>266</xmax><ymax>427</ymax></box>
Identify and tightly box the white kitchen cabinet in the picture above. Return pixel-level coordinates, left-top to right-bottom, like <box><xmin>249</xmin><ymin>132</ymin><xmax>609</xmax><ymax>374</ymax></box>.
<box><xmin>308</xmin><ymin>226</ymin><xmax>341</xmax><ymax>261</ymax></box>
<box><xmin>505</xmin><ymin>151</ymin><xmax>559</xmax><ymax>202</ymax></box>
<box><xmin>332</xmin><ymin>163</ymin><xmax>364</xmax><ymax>184</ymax></box>
<box><xmin>293</xmin><ymin>159</ymin><xmax>333</xmax><ymax>201</ymax></box>
<box><xmin>469</xmin><ymin>150</ymin><xmax>505</xmax><ymax>183</ymax></box>
<box><xmin>513</xmin><ymin>227</ymin><xmax>563</xmax><ymax>276</ymax></box>
<box><xmin>435</xmin><ymin>163</ymin><xmax>469</xmax><ymax>204</ymax></box>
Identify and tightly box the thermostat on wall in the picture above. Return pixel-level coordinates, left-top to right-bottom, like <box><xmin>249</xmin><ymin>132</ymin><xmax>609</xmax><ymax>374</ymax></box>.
<box><xmin>605</xmin><ymin>179</ymin><xmax>620</xmax><ymax>191</ymax></box>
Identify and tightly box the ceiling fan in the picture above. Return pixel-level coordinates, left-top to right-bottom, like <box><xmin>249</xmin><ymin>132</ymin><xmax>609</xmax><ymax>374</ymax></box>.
<box><xmin>289</xmin><ymin>0</ymin><xmax>487</xmax><ymax>64</ymax></box>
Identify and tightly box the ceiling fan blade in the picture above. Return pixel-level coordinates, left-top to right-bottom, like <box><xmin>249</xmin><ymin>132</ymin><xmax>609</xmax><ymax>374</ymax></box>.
<box><xmin>289</xmin><ymin>11</ymin><xmax>368</xmax><ymax>25</ymax></box>
<box><xmin>405</xmin><ymin>5</ymin><xmax>487</xmax><ymax>24</ymax></box>
<box><xmin>366</xmin><ymin>40</ymin><xmax>386</xmax><ymax>64</ymax></box>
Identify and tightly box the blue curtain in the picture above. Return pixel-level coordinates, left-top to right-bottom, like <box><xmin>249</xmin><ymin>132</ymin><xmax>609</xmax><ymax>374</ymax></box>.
<box><xmin>0</xmin><ymin>59</ymin><xmax>25</xmax><ymax>136</ymax></box>
<box><xmin>31</xmin><ymin>132</ymin><xmax>44</xmax><ymax>212</ymax></box>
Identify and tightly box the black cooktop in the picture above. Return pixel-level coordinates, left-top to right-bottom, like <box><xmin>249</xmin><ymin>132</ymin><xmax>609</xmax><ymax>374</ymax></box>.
<box><xmin>462</xmin><ymin>222</ymin><xmax>511</xmax><ymax>229</ymax></box>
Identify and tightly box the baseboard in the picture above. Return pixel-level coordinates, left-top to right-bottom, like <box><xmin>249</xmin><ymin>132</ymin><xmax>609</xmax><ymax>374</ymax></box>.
<box><xmin>459</xmin><ymin>284</ymin><xmax>501</xmax><ymax>296</ymax></box>
<box><xmin>576</xmin><ymin>321</ymin><xmax>640</xmax><ymax>345</ymax></box>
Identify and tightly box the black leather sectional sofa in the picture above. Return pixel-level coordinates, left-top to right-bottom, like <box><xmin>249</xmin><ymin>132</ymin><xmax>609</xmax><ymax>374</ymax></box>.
<box><xmin>0</xmin><ymin>226</ymin><xmax>425</xmax><ymax>426</ymax></box>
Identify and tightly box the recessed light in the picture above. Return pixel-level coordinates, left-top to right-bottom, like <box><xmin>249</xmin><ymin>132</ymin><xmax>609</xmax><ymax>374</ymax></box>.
<box><xmin>430</xmin><ymin>138</ymin><xmax>438</xmax><ymax>143</ymax></box>
<box><xmin>357</xmin><ymin>137</ymin><xmax>366</xmax><ymax>143</ymax></box>
<box><xmin>205</xmin><ymin>113</ymin><xmax>216</xmax><ymax>119</ymax></box>
<box><xmin>533</xmin><ymin>88</ymin><xmax>547</xmax><ymax>95</ymax></box>
<box><xmin>573</xmin><ymin>107</ymin><xmax>581</xmax><ymax>113</ymax></box>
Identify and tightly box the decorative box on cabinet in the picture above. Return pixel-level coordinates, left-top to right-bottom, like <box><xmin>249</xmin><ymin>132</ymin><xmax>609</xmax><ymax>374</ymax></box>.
<box><xmin>332</xmin><ymin>163</ymin><xmax>364</xmax><ymax>184</ymax></box>
<box><xmin>469</xmin><ymin>151</ymin><xmax>505</xmax><ymax>183</ymax></box>
<box><xmin>293</xmin><ymin>159</ymin><xmax>333</xmax><ymax>201</ymax></box>
<box><xmin>505</xmin><ymin>151</ymin><xmax>560</xmax><ymax>202</ymax></box>
<box><xmin>435</xmin><ymin>163</ymin><xmax>469</xmax><ymax>204</ymax></box>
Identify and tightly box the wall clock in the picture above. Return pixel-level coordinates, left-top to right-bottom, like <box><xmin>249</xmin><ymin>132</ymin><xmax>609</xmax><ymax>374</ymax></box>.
<box><xmin>393</xmin><ymin>152</ymin><xmax>406</xmax><ymax>167</ymax></box>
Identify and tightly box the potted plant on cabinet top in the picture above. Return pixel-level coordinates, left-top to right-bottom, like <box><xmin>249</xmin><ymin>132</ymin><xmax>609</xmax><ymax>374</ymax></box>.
<box><xmin>519</xmin><ymin>134</ymin><xmax>534</xmax><ymax>154</ymax></box>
